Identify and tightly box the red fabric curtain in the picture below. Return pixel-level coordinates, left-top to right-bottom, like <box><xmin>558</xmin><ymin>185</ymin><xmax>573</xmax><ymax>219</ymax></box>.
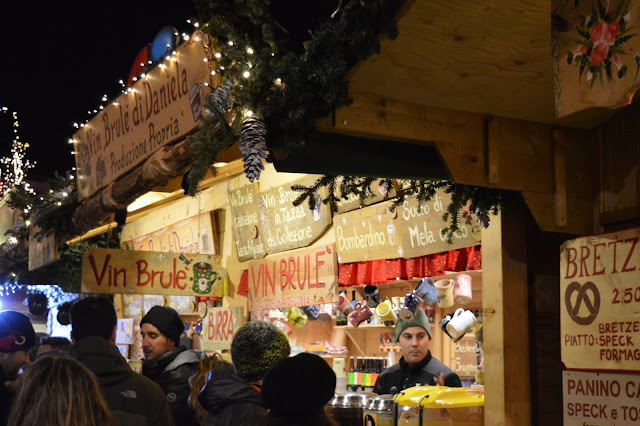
<box><xmin>338</xmin><ymin>245</ymin><xmax>481</xmax><ymax>287</ymax></box>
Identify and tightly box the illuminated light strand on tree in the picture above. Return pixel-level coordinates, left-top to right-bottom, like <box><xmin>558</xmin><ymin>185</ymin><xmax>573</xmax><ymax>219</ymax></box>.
<box><xmin>0</xmin><ymin>109</ymin><xmax>35</xmax><ymax>198</ymax></box>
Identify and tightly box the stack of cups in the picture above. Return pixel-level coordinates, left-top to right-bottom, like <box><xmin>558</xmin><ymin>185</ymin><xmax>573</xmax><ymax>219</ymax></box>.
<box><xmin>332</xmin><ymin>357</ymin><xmax>347</xmax><ymax>394</ymax></box>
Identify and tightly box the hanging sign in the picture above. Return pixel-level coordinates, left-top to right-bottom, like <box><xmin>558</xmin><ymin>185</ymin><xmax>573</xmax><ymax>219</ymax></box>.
<box><xmin>334</xmin><ymin>178</ymin><xmax>397</xmax><ymax>214</ymax></box>
<box><xmin>28</xmin><ymin>226</ymin><xmax>58</xmax><ymax>271</ymax></box>
<box><xmin>0</xmin><ymin>194</ymin><xmax>20</xmax><ymax>246</ymax></box>
<box><xmin>333</xmin><ymin>203</ymin><xmax>403</xmax><ymax>264</ymax></box>
<box><xmin>563</xmin><ymin>371</ymin><xmax>640</xmax><ymax>425</ymax></box>
<box><xmin>552</xmin><ymin>1</ymin><xmax>640</xmax><ymax>118</ymax></box>
<box><xmin>560</xmin><ymin>227</ymin><xmax>640</xmax><ymax>371</ymax></box>
<box><xmin>73</xmin><ymin>30</ymin><xmax>213</xmax><ymax>200</ymax></box>
<box><xmin>121</xmin><ymin>212</ymin><xmax>218</xmax><ymax>255</ymax></box>
<box><xmin>398</xmin><ymin>191</ymin><xmax>480</xmax><ymax>259</ymax></box>
<box><xmin>257</xmin><ymin>176</ymin><xmax>331</xmax><ymax>254</ymax></box>
<box><xmin>247</xmin><ymin>244</ymin><xmax>338</xmax><ymax>312</ymax></box>
<box><xmin>202</xmin><ymin>306</ymin><xmax>244</xmax><ymax>351</ymax></box>
<box><xmin>228</xmin><ymin>183</ymin><xmax>266</xmax><ymax>261</ymax></box>
<box><xmin>451</xmin><ymin>334</ymin><xmax>479</xmax><ymax>379</ymax></box>
<box><xmin>81</xmin><ymin>248</ymin><xmax>227</xmax><ymax>297</ymax></box>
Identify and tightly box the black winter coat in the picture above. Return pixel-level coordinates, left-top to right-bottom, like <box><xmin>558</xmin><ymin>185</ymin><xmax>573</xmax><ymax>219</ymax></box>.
<box><xmin>373</xmin><ymin>350</ymin><xmax>462</xmax><ymax>394</ymax></box>
<box><xmin>198</xmin><ymin>369</ymin><xmax>267</xmax><ymax>426</ymax></box>
<box><xmin>143</xmin><ymin>346</ymin><xmax>204</xmax><ymax>426</ymax></box>
<box><xmin>70</xmin><ymin>336</ymin><xmax>174</xmax><ymax>426</ymax></box>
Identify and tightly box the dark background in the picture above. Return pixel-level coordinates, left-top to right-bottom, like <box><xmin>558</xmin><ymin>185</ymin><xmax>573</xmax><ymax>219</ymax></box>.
<box><xmin>0</xmin><ymin>0</ymin><xmax>198</xmax><ymax>182</ymax></box>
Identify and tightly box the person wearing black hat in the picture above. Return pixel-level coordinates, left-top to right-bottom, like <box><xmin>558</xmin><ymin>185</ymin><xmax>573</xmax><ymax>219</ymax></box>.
<box><xmin>0</xmin><ymin>310</ymin><xmax>36</xmax><ymax>426</ymax></box>
<box><xmin>262</xmin><ymin>353</ymin><xmax>338</xmax><ymax>425</ymax></box>
<box><xmin>140</xmin><ymin>305</ymin><xmax>205</xmax><ymax>426</ymax></box>
<box><xmin>198</xmin><ymin>320</ymin><xmax>291</xmax><ymax>425</ymax></box>
<box><xmin>69</xmin><ymin>297</ymin><xmax>174</xmax><ymax>426</ymax></box>
<box><xmin>373</xmin><ymin>309</ymin><xmax>461</xmax><ymax>394</ymax></box>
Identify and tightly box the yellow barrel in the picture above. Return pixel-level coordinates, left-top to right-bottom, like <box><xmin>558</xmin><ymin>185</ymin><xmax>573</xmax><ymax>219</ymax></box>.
<box><xmin>394</xmin><ymin>386</ymin><xmax>484</xmax><ymax>425</ymax></box>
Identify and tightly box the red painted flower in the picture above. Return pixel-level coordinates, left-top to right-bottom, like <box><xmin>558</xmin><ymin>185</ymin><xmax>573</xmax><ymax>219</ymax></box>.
<box><xmin>604</xmin><ymin>22</ymin><xmax>620</xmax><ymax>45</ymax></box>
<box><xmin>591</xmin><ymin>43</ymin><xmax>609</xmax><ymax>66</ymax></box>
<box><xmin>611</xmin><ymin>54</ymin><xmax>622</xmax><ymax>70</ymax></box>
<box><xmin>591</xmin><ymin>22</ymin><xmax>605</xmax><ymax>44</ymax></box>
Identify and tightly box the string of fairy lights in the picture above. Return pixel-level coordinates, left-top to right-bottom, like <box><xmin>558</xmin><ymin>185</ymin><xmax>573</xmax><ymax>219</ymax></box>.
<box><xmin>0</xmin><ymin>108</ymin><xmax>35</xmax><ymax>199</ymax></box>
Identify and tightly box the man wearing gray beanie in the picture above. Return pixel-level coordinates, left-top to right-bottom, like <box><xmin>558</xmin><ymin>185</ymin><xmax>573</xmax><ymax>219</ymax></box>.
<box><xmin>373</xmin><ymin>309</ymin><xmax>461</xmax><ymax>394</ymax></box>
<box><xmin>140</xmin><ymin>305</ymin><xmax>205</xmax><ymax>426</ymax></box>
<box><xmin>198</xmin><ymin>320</ymin><xmax>290</xmax><ymax>425</ymax></box>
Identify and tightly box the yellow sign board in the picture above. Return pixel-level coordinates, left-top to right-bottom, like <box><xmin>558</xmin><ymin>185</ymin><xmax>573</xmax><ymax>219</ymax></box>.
<box><xmin>82</xmin><ymin>248</ymin><xmax>226</xmax><ymax>297</ymax></box>
<box><xmin>74</xmin><ymin>30</ymin><xmax>213</xmax><ymax>200</ymax></box>
<box><xmin>560</xmin><ymin>227</ymin><xmax>640</xmax><ymax>371</ymax></box>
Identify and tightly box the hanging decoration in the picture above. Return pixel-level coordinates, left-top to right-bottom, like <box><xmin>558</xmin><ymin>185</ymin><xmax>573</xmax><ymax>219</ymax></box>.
<box><xmin>56</xmin><ymin>302</ymin><xmax>73</xmax><ymax>326</ymax></box>
<box><xmin>26</xmin><ymin>291</ymin><xmax>48</xmax><ymax>316</ymax></box>
<box><xmin>186</xmin><ymin>0</ymin><xmax>406</xmax><ymax>192</ymax></box>
<box><xmin>239</xmin><ymin>117</ymin><xmax>267</xmax><ymax>182</ymax></box>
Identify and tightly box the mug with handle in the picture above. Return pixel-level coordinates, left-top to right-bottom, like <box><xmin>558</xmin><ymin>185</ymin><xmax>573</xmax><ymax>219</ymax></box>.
<box><xmin>398</xmin><ymin>293</ymin><xmax>420</xmax><ymax>321</ymax></box>
<box><xmin>414</xmin><ymin>277</ymin><xmax>437</xmax><ymax>305</ymax></box>
<box><xmin>454</xmin><ymin>274</ymin><xmax>473</xmax><ymax>305</ymax></box>
<box><xmin>445</xmin><ymin>308</ymin><xmax>477</xmax><ymax>342</ymax></box>
<box><xmin>375</xmin><ymin>299</ymin><xmax>397</xmax><ymax>325</ymax></box>
<box><xmin>435</xmin><ymin>279</ymin><xmax>455</xmax><ymax>308</ymax></box>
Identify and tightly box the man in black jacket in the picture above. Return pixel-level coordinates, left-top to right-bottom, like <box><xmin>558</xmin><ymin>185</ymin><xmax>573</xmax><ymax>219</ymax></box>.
<box><xmin>0</xmin><ymin>310</ymin><xmax>35</xmax><ymax>426</ymax></box>
<box><xmin>141</xmin><ymin>305</ymin><xmax>204</xmax><ymax>426</ymax></box>
<box><xmin>198</xmin><ymin>320</ymin><xmax>291</xmax><ymax>425</ymax></box>
<box><xmin>373</xmin><ymin>309</ymin><xmax>462</xmax><ymax>394</ymax></box>
<box><xmin>69</xmin><ymin>297</ymin><xmax>174</xmax><ymax>426</ymax></box>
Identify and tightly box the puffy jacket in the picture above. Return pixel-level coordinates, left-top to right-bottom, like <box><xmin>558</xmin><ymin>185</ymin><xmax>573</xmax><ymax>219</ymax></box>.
<box><xmin>143</xmin><ymin>346</ymin><xmax>205</xmax><ymax>426</ymax></box>
<box><xmin>198</xmin><ymin>369</ymin><xmax>267</xmax><ymax>426</ymax></box>
<box><xmin>70</xmin><ymin>336</ymin><xmax>174</xmax><ymax>426</ymax></box>
<box><xmin>373</xmin><ymin>350</ymin><xmax>462</xmax><ymax>394</ymax></box>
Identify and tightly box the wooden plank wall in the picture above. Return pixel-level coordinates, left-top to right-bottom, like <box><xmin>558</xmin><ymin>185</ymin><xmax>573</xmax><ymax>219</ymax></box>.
<box><xmin>599</xmin><ymin>104</ymin><xmax>640</xmax><ymax>227</ymax></box>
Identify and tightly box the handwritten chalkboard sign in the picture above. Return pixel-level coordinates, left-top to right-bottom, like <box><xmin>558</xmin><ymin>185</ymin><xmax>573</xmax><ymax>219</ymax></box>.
<box><xmin>258</xmin><ymin>176</ymin><xmax>331</xmax><ymax>254</ymax></box>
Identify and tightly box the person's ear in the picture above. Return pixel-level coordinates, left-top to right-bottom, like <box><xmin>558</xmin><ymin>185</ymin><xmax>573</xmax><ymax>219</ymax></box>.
<box><xmin>70</xmin><ymin>331</ymin><xmax>76</xmax><ymax>344</ymax></box>
<box><xmin>110</xmin><ymin>326</ymin><xmax>117</xmax><ymax>344</ymax></box>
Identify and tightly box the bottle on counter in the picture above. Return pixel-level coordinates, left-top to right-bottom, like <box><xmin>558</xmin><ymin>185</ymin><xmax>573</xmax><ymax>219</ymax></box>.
<box><xmin>347</xmin><ymin>357</ymin><xmax>355</xmax><ymax>390</ymax></box>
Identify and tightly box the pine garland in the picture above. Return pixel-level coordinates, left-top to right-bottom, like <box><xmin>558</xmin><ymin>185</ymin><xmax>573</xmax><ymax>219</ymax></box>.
<box><xmin>186</xmin><ymin>0</ymin><xmax>405</xmax><ymax>193</ymax></box>
<box><xmin>292</xmin><ymin>176</ymin><xmax>507</xmax><ymax>243</ymax></box>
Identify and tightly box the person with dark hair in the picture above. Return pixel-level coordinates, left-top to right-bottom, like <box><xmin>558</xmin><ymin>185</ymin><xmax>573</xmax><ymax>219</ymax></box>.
<box><xmin>198</xmin><ymin>320</ymin><xmax>291</xmax><ymax>426</ymax></box>
<box><xmin>8</xmin><ymin>353</ymin><xmax>116</xmax><ymax>426</ymax></box>
<box><xmin>69</xmin><ymin>297</ymin><xmax>174</xmax><ymax>426</ymax></box>
<box><xmin>373</xmin><ymin>309</ymin><xmax>462</xmax><ymax>394</ymax></box>
<box><xmin>141</xmin><ymin>305</ymin><xmax>205</xmax><ymax>426</ymax></box>
<box><xmin>188</xmin><ymin>353</ymin><xmax>235</xmax><ymax>424</ymax></box>
<box><xmin>0</xmin><ymin>310</ymin><xmax>35</xmax><ymax>426</ymax></box>
<box><xmin>262</xmin><ymin>353</ymin><xmax>338</xmax><ymax>425</ymax></box>
<box><xmin>36</xmin><ymin>336</ymin><xmax>72</xmax><ymax>357</ymax></box>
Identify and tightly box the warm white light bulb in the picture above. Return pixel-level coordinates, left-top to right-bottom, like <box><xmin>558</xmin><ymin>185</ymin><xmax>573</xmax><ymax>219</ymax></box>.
<box><xmin>245</xmin><ymin>110</ymin><xmax>253</xmax><ymax>117</ymax></box>
<box><xmin>228</xmin><ymin>40</ymin><xmax>234</xmax><ymax>46</ymax></box>
<box><xmin>247</xmin><ymin>47</ymin><xmax>254</xmax><ymax>55</ymax></box>
<box><xmin>243</xmin><ymin>71</ymin><xmax>250</xmax><ymax>78</ymax></box>
<box><xmin>214</xmin><ymin>52</ymin><xmax>221</xmax><ymax>59</ymax></box>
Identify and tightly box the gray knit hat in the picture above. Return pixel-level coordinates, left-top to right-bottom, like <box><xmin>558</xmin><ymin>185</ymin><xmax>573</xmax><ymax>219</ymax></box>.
<box><xmin>231</xmin><ymin>321</ymin><xmax>290</xmax><ymax>382</ymax></box>
<box><xmin>140</xmin><ymin>306</ymin><xmax>184</xmax><ymax>346</ymax></box>
<box><xmin>395</xmin><ymin>308</ymin><xmax>432</xmax><ymax>342</ymax></box>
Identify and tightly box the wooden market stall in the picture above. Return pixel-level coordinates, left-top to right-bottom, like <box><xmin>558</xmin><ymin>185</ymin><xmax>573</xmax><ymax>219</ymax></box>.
<box><xmin>15</xmin><ymin>1</ymin><xmax>640</xmax><ymax>425</ymax></box>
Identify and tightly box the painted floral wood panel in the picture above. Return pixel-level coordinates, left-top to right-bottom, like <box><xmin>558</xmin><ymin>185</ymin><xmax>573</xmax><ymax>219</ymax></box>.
<box><xmin>553</xmin><ymin>0</ymin><xmax>640</xmax><ymax>117</ymax></box>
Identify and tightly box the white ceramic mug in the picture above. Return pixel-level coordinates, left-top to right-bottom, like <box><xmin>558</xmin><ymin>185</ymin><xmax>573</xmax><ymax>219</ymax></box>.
<box><xmin>454</xmin><ymin>274</ymin><xmax>473</xmax><ymax>305</ymax></box>
<box><xmin>435</xmin><ymin>279</ymin><xmax>455</xmax><ymax>308</ymax></box>
<box><xmin>445</xmin><ymin>308</ymin><xmax>476</xmax><ymax>341</ymax></box>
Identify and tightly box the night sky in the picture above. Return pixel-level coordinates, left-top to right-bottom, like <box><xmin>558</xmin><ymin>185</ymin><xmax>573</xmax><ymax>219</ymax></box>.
<box><xmin>0</xmin><ymin>0</ymin><xmax>197</xmax><ymax>182</ymax></box>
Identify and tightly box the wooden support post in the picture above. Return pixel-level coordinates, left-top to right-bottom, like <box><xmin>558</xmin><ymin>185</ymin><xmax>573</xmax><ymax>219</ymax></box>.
<box><xmin>487</xmin><ymin>119</ymin><xmax>500</xmax><ymax>185</ymax></box>
<box><xmin>482</xmin><ymin>197</ymin><xmax>530</xmax><ymax>426</ymax></box>
<box><xmin>552</xmin><ymin>130</ymin><xmax>568</xmax><ymax>226</ymax></box>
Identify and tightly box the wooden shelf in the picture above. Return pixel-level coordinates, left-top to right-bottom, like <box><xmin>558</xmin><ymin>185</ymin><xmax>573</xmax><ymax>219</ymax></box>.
<box><xmin>335</xmin><ymin>324</ymin><xmax>394</xmax><ymax>330</ymax></box>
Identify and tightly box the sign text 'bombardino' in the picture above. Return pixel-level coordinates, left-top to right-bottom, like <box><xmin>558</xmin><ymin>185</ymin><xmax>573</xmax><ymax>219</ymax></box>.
<box><xmin>82</xmin><ymin>248</ymin><xmax>226</xmax><ymax>297</ymax></box>
<box><xmin>247</xmin><ymin>244</ymin><xmax>338</xmax><ymax>312</ymax></box>
<box><xmin>560</xmin><ymin>227</ymin><xmax>640</xmax><ymax>371</ymax></box>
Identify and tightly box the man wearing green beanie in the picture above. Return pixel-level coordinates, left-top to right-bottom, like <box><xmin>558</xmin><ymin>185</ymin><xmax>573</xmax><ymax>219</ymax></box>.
<box><xmin>373</xmin><ymin>309</ymin><xmax>461</xmax><ymax>394</ymax></box>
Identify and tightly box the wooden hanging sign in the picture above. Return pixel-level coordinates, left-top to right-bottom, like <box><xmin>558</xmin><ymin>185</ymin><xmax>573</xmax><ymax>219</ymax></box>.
<box><xmin>82</xmin><ymin>248</ymin><xmax>227</xmax><ymax>297</ymax></box>
<box><xmin>228</xmin><ymin>183</ymin><xmax>267</xmax><ymax>261</ymax></box>
<box><xmin>73</xmin><ymin>30</ymin><xmax>213</xmax><ymax>200</ymax></box>
<box><xmin>257</xmin><ymin>175</ymin><xmax>331</xmax><ymax>254</ymax></box>
<box><xmin>397</xmin><ymin>191</ymin><xmax>480</xmax><ymax>259</ymax></box>
<box><xmin>28</xmin><ymin>226</ymin><xmax>58</xmax><ymax>271</ymax></box>
<box><xmin>202</xmin><ymin>306</ymin><xmax>244</xmax><ymax>351</ymax></box>
<box><xmin>333</xmin><ymin>203</ymin><xmax>403</xmax><ymax>264</ymax></box>
<box><xmin>247</xmin><ymin>244</ymin><xmax>338</xmax><ymax>312</ymax></box>
<box><xmin>334</xmin><ymin>178</ymin><xmax>397</xmax><ymax>214</ymax></box>
<box><xmin>560</xmin><ymin>227</ymin><xmax>640</xmax><ymax>372</ymax></box>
